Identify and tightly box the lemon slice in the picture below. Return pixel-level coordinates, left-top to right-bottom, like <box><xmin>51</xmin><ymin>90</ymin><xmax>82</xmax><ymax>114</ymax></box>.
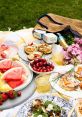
<box><xmin>0</xmin><ymin>79</ymin><xmax>12</xmax><ymax>92</ymax></box>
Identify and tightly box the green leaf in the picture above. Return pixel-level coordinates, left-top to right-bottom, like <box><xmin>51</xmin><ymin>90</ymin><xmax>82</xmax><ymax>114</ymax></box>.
<box><xmin>44</xmin><ymin>100</ymin><xmax>52</xmax><ymax>107</ymax></box>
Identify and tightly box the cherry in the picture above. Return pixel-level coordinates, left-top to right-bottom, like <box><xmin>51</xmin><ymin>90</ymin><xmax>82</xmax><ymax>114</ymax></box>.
<box><xmin>39</xmin><ymin>69</ymin><xmax>43</xmax><ymax>72</ymax></box>
<box><xmin>36</xmin><ymin>63</ymin><xmax>40</xmax><ymax>67</ymax></box>
<box><xmin>1</xmin><ymin>52</ymin><xmax>6</xmax><ymax>58</ymax></box>
<box><xmin>38</xmin><ymin>62</ymin><xmax>43</xmax><ymax>66</ymax></box>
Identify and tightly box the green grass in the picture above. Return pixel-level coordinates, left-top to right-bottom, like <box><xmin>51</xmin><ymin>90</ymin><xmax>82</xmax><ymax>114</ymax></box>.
<box><xmin>0</xmin><ymin>0</ymin><xmax>82</xmax><ymax>31</ymax></box>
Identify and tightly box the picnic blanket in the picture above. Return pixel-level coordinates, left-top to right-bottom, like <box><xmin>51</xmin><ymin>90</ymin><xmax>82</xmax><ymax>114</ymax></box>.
<box><xmin>35</xmin><ymin>13</ymin><xmax>82</xmax><ymax>37</ymax></box>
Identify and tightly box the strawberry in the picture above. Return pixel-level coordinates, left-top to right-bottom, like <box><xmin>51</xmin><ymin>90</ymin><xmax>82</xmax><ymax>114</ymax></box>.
<box><xmin>0</xmin><ymin>101</ymin><xmax>3</xmax><ymax>105</ymax></box>
<box><xmin>17</xmin><ymin>91</ymin><xmax>21</xmax><ymax>97</ymax></box>
<box><xmin>1</xmin><ymin>52</ymin><xmax>6</xmax><ymax>59</ymax></box>
<box><xmin>1</xmin><ymin>93</ymin><xmax>8</xmax><ymax>102</ymax></box>
<box><xmin>7</xmin><ymin>90</ymin><xmax>17</xmax><ymax>99</ymax></box>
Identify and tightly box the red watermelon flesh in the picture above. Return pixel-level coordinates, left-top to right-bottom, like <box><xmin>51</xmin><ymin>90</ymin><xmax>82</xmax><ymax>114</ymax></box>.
<box><xmin>7</xmin><ymin>80</ymin><xmax>24</xmax><ymax>88</ymax></box>
<box><xmin>12</xmin><ymin>61</ymin><xmax>28</xmax><ymax>75</ymax></box>
<box><xmin>3</xmin><ymin>67</ymin><xmax>23</xmax><ymax>82</ymax></box>
<box><xmin>0</xmin><ymin>59</ymin><xmax>12</xmax><ymax>72</ymax></box>
<box><xmin>0</xmin><ymin>44</ymin><xmax>9</xmax><ymax>52</ymax></box>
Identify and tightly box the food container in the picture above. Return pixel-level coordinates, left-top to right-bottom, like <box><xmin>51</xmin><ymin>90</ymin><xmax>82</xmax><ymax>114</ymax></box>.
<box><xmin>33</xmin><ymin>29</ymin><xmax>46</xmax><ymax>39</ymax></box>
<box><xmin>43</xmin><ymin>33</ymin><xmax>57</xmax><ymax>44</ymax></box>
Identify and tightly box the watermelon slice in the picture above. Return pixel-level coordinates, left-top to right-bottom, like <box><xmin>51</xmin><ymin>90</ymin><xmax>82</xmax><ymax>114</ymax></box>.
<box><xmin>0</xmin><ymin>44</ymin><xmax>9</xmax><ymax>52</ymax></box>
<box><xmin>0</xmin><ymin>59</ymin><xmax>12</xmax><ymax>72</ymax></box>
<box><xmin>6</xmin><ymin>80</ymin><xmax>24</xmax><ymax>88</ymax></box>
<box><xmin>3</xmin><ymin>67</ymin><xmax>23</xmax><ymax>82</ymax></box>
<box><xmin>12</xmin><ymin>61</ymin><xmax>29</xmax><ymax>76</ymax></box>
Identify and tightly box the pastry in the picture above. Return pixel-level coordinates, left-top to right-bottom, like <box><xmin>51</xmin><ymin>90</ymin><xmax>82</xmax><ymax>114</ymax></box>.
<box><xmin>58</xmin><ymin>74</ymin><xmax>79</xmax><ymax>91</ymax></box>
<box><xmin>75</xmin><ymin>65</ymin><xmax>82</xmax><ymax>81</ymax></box>
<box><xmin>75</xmin><ymin>99</ymin><xmax>82</xmax><ymax>117</ymax></box>
<box><xmin>27</xmin><ymin>51</ymin><xmax>42</xmax><ymax>61</ymax></box>
<box><xmin>24</xmin><ymin>44</ymin><xmax>36</xmax><ymax>54</ymax></box>
<box><xmin>38</xmin><ymin>43</ymin><xmax>52</xmax><ymax>54</ymax></box>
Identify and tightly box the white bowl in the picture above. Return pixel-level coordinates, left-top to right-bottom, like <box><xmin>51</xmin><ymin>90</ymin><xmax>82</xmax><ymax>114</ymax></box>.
<box><xmin>29</xmin><ymin>62</ymin><xmax>55</xmax><ymax>74</ymax></box>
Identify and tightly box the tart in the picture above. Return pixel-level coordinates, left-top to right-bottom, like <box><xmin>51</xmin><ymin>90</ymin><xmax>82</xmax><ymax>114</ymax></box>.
<box><xmin>75</xmin><ymin>65</ymin><xmax>82</xmax><ymax>81</ymax></box>
<box><xmin>27</xmin><ymin>52</ymin><xmax>42</xmax><ymax>61</ymax></box>
<box><xmin>58</xmin><ymin>73</ymin><xmax>79</xmax><ymax>91</ymax></box>
<box><xmin>38</xmin><ymin>43</ymin><xmax>52</xmax><ymax>54</ymax></box>
<box><xmin>24</xmin><ymin>45</ymin><xmax>36</xmax><ymax>55</ymax></box>
<box><xmin>75</xmin><ymin>99</ymin><xmax>82</xmax><ymax>117</ymax></box>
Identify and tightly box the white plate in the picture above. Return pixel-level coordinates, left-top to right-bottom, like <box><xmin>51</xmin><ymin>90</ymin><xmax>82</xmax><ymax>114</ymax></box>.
<box><xmin>18</xmin><ymin>44</ymin><xmax>28</xmax><ymax>61</ymax></box>
<box><xmin>16</xmin><ymin>95</ymin><xmax>76</xmax><ymax>117</ymax></box>
<box><xmin>0</xmin><ymin>79</ymin><xmax>36</xmax><ymax>110</ymax></box>
<box><xmin>0</xmin><ymin>41</ymin><xmax>18</xmax><ymax>60</ymax></box>
<box><xmin>50</xmin><ymin>65</ymin><xmax>82</xmax><ymax>99</ymax></box>
<box><xmin>18</xmin><ymin>41</ymin><xmax>53</xmax><ymax>62</ymax></box>
<box><xmin>18</xmin><ymin>40</ymin><xmax>42</xmax><ymax>61</ymax></box>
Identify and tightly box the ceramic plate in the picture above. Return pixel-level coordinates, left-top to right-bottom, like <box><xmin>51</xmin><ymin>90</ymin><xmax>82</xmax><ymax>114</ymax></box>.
<box><xmin>17</xmin><ymin>95</ymin><xmax>76</xmax><ymax>117</ymax></box>
<box><xmin>18</xmin><ymin>40</ymin><xmax>42</xmax><ymax>61</ymax></box>
<box><xmin>0</xmin><ymin>41</ymin><xmax>18</xmax><ymax>60</ymax></box>
<box><xmin>18</xmin><ymin>40</ymin><xmax>53</xmax><ymax>62</ymax></box>
<box><xmin>0</xmin><ymin>79</ymin><xmax>36</xmax><ymax>110</ymax></box>
<box><xmin>50</xmin><ymin>65</ymin><xmax>82</xmax><ymax>98</ymax></box>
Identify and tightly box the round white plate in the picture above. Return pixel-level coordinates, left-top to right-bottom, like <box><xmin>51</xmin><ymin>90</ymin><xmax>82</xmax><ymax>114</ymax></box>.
<box><xmin>0</xmin><ymin>79</ymin><xmax>36</xmax><ymax>110</ymax></box>
<box><xmin>18</xmin><ymin>44</ymin><xmax>28</xmax><ymax>61</ymax></box>
<box><xmin>50</xmin><ymin>65</ymin><xmax>82</xmax><ymax>98</ymax></box>
<box><xmin>18</xmin><ymin>40</ymin><xmax>42</xmax><ymax>61</ymax></box>
<box><xmin>18</xmin><ymin>41</ymin><xmax>53</xmax><ymax>62</ymax></box>
<box><xmin>16</xmin><ymin>95</ymin><xmax>76</xmax><ymax>117</ymax></box>
<box><xmin>0</xmin><ymin>41</ymin><xmax>18</xmax><ymax>60</ymax></box>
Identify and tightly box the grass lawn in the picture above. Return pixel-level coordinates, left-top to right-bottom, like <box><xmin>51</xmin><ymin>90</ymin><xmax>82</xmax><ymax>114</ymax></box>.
<box><xmin>0</xmin><ymin>0</ymin><xmax>82</xmax><ymax>31</ymax></box>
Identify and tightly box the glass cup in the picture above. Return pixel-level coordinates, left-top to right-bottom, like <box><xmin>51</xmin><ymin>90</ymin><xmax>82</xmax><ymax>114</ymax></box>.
<box><xmin>51</xmin><ymin>52</ymin><xmax>64</xmax><ymax>65</ymax></box>
<box><xmin>51</xmin><ymin>45</ymin><xmax>64</xmax><ymax>65</ymax></box>
<box><xmin>35</xmin><ymin>74</ymin><xmax>51</xmax><ymax>93</ymax></box>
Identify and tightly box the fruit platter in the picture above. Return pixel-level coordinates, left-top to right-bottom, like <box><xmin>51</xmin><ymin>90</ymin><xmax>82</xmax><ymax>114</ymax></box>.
<box><xmin>0</xmin><ymin>48</ymin><xmax>34</xmax><ymax>109</ymax></box>
<box><xmin>0</xmin><ymin>59</ymin><xmax>33</xmax><ymax>91</ymax></box>
<box><xmin>0</xmin><ymin>28</ymin><xmax>82</xmax><ymax>117</ymax></box>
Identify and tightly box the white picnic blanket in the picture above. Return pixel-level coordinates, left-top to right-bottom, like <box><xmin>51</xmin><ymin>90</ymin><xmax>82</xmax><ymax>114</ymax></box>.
<box><xmin>0</xmin><ymin>28</ymin><xmax>37</xmax><ymax>117</ymax></box>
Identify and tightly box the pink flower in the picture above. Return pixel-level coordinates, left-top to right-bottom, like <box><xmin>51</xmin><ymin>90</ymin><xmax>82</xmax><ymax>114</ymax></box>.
<box><xmin>63</xmin><ymin>50</ymin><xmax>71</xmax><ymax>60</ymax></box>
<box><xmin>77</xmin><ymin>51</ymin><xmax>82</xmax><ymax>63</ymax></box>
<box><xmin>63</xmin><ymin>43</ymin><xmax>82</xmax><ymax>64</ymax></box>
<box><xmin>74</xmin><ymin>38</ymin><xmax>82</xmax><ymax>46</ymax></box>
<box><xmin>67</xmin><ymin>44</ymin><xmax>81</xmax><ymax>56</ymax></box>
